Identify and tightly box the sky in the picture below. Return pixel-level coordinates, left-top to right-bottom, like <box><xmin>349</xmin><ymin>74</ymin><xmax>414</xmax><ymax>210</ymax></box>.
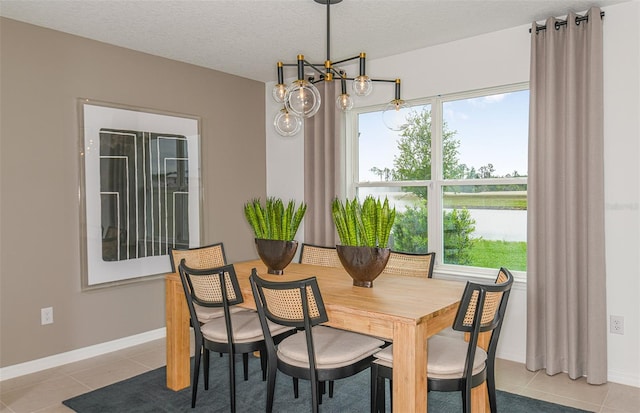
<box><xmin>357</xmin><ymin>89</ymin><xmax>529</xmax><ymax>182</ymax></box>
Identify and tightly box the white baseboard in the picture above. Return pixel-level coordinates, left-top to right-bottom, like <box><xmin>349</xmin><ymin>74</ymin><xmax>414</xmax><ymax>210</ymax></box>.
<box><xmin>608</xmin><ymin>369</ymin><xmax>640</xmax><ymax>388</ymax></box>
<box><xmin>0</xmin><ymin>328</ymin><xmax>166</xmax><ymax>381</ymax></box>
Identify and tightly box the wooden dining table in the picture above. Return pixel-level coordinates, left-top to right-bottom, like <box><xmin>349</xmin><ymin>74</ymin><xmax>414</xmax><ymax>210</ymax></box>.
<box><xmin>165</xmin><ymin>259</ymin><xmax>489</xmax><ymax>412</ymax></box>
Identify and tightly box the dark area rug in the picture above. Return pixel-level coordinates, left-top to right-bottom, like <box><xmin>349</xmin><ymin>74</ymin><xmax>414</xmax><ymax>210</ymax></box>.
<box><xmin>63</xmin><ymin>355</ymin><xmax>593</xmax><ymax>412</ymax></box>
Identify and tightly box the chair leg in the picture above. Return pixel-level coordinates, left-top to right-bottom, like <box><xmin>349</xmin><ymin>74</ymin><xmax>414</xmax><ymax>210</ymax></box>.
<box><xmin>329</xmin><ymin>380</ymin><xmax>334</xmax><ymax>398</ymax></box>
<box><xmin>203</xmin><ymin>348</ymin><xmax>210</xmax><ymax>390</ymax></box>
<box><xmin>191</xmin><ymin>345</ymin><xmax>202</xmax><ymax>408</ymax></box>
<box><xmin>310</xmin><ymin>376</ymin><xmax>319</xmax><ymax>413</ymax></box>
<box><xmin>293</xmin><ymin>377</ymin><xmax>299</xmax><ymax>398</ymax></box>
<box><xmin>461</xmin><ymin>386</ymin><xmax>471</xmax><ymax>413</ymax></box>
<box><xmin>370</xmin><ymin>363</ymin><xmax>386</xmax><ymax>413</ymax></box>
<box><xmin>487</xmin><ymin>363</ymin><xmax>498</xmax><ymax>413</ymax></box>
<box><xmin>260</xmin><ymin>349</ymin><xmax>267</xmax><ymax>381</ymax></box>
<box><xmin>370</xmin><ymin>364</ymin><xmax>378</xmax><ymax>413</ymax></box>
<box><xmin>243</xmin><ymin>353</ymin><xmax>249</xmax><ymax>381</ymax></box>
<box><xmin>228</xmin><ymin>350</ymin><xmax>236</xmax><ymax>413</ymax></box>
<box><xmin>266</xmin><ymin>358</ymin><xmax>278</xmax><ymax>413</ymax></box>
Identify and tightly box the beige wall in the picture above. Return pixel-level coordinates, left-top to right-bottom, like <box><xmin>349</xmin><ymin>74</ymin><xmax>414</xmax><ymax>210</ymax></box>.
<box><xmin>0</xmin><ymin>18</ymin><xmax>266</xmax><ymax>367</ymax></box>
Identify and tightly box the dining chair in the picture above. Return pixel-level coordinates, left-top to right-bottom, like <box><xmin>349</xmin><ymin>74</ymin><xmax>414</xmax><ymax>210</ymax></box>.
<box><xmin>371</xmin><ymin>267</ymin><xmax>514</xmax><ymax>413</ymax></box>
<box><xmin>170</xmin><ymin>243</ymin><xmax>253</xmax><ymax>323</ymax></box>
<box><xmin>381</xmin><ymin>251</ymin><xmax>436</xmax><ymax>278</ymax></box>
<box><xmin>250</xmin><ymin>269</ymin><xmax>385</xmax><ymax>413</ymax></box>
<box><xmin>297</xmin><ymin>243</ymin><xmax>344</xmax><ymax>399</ymax></box>
<box><xmin>170</xmin><ymin>243</ymin><xmax>253</xmax><ymax>390</ymax></box>
<box><xmin>178</xmin><ymin>261</ymin><xmax>296</xmax><ymax>410</ymax></box>
<box><xmin>299</xmin><ymin>243</ymin><xmax>342</xmax><ymax>268</ymax></box>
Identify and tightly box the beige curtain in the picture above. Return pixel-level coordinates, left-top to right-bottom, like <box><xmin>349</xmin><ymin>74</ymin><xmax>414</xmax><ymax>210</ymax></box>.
<box><xmin>303</xmin><ymin>81</ymin><xmax>342</xmax><ymax>246</ymax></box>
<box><xmin>526</xmin><ymin>7</ymin><xmax>607</xmax><ymax>384</ymax></box>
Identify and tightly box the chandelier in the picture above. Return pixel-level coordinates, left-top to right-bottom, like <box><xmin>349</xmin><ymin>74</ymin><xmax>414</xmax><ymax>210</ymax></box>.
<box><xmin>272</xmin><ymin>0</ymin><xmax>409</xmax><ymax>136</ymax></box>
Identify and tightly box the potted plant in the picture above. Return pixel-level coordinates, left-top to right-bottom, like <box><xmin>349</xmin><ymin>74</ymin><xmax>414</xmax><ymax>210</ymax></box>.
<box><xmin>331</xmin><ymin>195</ymin><xmax>396</xmax><ymax>287</ymax></box>
<box><xmin>244</xmin><ymin>197</ymin><xmax>307</xmax><ymax>274</ymax></box>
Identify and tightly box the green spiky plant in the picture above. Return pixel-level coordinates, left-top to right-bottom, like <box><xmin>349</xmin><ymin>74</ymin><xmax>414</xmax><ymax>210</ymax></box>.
<box><xmin>331</xmin><ymin>195</ymin><xmax>396</xmax><ymax>248</ymax></box>
<box><xmin>244</xmin><ymin>197</ymin><xmax>307</xmax><ymax>241</ymax></box>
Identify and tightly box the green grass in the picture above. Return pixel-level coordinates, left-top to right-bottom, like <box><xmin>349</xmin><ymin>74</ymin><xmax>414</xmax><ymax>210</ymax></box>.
<box><xmin>466</xmin><ymin>239</ymin><xmax>527</xmax><ymax>271</ymax></box>
<box><xmin>443</xmin><ymin>192</ymin><xmax>527</xmax><ymax>210</ymax></box>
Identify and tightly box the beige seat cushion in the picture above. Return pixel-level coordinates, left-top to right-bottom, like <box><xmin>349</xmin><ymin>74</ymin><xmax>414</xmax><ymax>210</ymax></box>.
<box><xmin>373</xmin><ymin>335</ymin><xmax>487</xmax><ymax>380</ymax></box>
<box><xmin>278</xmin><ymin>325</ymin><xmax>384</xmax><ymax>369</ymax></box>
<box><xmin>194</xmin><ymin>303</ymin><xmax>250</xmax><ymax>323</ymax></box>
<box><xmin>201</xmin><ymin>310</ymin><xmax>292</xmax><ymax>344</ymax></box>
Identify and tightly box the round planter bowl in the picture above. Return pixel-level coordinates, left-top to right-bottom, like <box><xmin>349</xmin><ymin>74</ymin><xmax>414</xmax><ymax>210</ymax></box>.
<box><xmin>336</xmin><ymin>245</ymin><xmax>391</xmax><ymax>288</ymax></box>
<box><xmin>255</xmin><ymin>239</ymin><xmax>298</xmax><ymax>275</ymax></box>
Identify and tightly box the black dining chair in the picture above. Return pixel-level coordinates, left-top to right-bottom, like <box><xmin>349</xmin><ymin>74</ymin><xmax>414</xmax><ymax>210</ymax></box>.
<box><xmin>371</xmin><ymin>267</ymin><xmax>514</xmax><ymax>413</ymax></box>
<box><xmin>177</xmin><ymin>261</ymin><xmax>296</xmax><ymax>410</ymax></box>
<box><xmin>250</xmin><ymin>268</ymin><xmax>385</xmax><ymax>413</ymax></box>
<box><xmin>170</xmin><ymin>243</ymin><xmax>253</xmax><ymax>390</ymax></box>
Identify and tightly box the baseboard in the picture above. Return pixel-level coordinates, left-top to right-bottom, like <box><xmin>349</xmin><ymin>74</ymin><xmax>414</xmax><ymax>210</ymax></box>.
<box><xmin>608</xmin><ymin>369</ymin><xmax>640</xmax><ymax>388</ymax></box>
<box><xmin>0</xmin><ymin>328</ymin><xmax>166</xmax><ymax>381</ymax></box>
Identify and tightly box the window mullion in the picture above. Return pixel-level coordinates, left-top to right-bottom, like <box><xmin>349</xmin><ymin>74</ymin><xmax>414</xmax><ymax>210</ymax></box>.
<box><xmin>430</xmin><ymin>97</ymin><xmax>444</xmax><ymax>263</ymax></box>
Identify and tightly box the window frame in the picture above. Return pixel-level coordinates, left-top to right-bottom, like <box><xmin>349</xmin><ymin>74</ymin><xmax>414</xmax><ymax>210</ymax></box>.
<box><xmin>345</xmin><ymin>82</ymin><xmax>529</xmax><ymax>282</ymax></box>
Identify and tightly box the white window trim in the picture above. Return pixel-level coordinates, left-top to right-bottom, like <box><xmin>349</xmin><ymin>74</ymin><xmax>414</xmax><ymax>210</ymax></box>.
<box><xmin>345</xmin><ymin>82</ymin><xmax>529</xmax><ymax>282</ymax></box>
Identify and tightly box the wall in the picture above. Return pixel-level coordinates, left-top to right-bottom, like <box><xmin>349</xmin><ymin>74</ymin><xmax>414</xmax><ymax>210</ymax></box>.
<box><xmin>0</xmin><ymin>18</ymin><xmax>266</xmax><ymax>369</ymax></box>
<box><xmin>265</xmin><ymin>2</ymin><xmax>640</xmax><ymax>386</ymax></box>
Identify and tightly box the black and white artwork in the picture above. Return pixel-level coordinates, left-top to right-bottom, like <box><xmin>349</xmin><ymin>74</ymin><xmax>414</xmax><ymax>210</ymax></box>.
<box><xmin>80</xmin><ymin>101</ymin><xmax>200</xmax><ymax>288</ymax></box>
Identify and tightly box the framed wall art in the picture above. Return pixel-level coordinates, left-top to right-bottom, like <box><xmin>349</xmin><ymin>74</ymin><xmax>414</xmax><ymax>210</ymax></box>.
<box><xmin>78</xmin><ymin>100</ymin><xmax>201</xmax><ymax>289</ymax></box>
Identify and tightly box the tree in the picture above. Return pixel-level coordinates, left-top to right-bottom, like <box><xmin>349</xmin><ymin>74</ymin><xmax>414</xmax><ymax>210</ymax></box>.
<box><xmin>371</xmin><ymin>108</ymin><xmax>478</xmax><ymax>260</ymax></box>
<box><xmin>391</xmin><ymin>109</ymin><xmax>464</xmax><ymax>200</ymax></box>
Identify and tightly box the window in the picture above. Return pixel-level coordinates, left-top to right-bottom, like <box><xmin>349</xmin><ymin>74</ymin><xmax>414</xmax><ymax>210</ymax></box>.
<box><xmin>348</xmin><ymin>84</ymin><xmax>528</xmax><ymax>275</ymax></box>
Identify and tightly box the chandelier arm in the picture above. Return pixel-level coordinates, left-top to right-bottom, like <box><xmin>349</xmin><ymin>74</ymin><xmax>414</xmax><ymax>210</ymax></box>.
<box><xmin>331</xmin><ymin>55</ymin><xmax>361</xmax><ymax>66</ymax></box>
<box><xmin>304</xmin><ymin>61</ymin><xmax>326</xmax><ymax>76</ymax></box>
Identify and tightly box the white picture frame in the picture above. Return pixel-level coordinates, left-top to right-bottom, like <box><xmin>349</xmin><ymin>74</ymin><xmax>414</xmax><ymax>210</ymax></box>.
<box><xmin>78</xmin><ymin>100</ymin><xmax>201</xmax><ymax>289</ymax></box>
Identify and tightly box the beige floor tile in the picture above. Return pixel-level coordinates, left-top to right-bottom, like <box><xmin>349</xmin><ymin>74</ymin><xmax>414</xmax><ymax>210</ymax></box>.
<box><xmin>0</xmin><ymin>376</ymin><xmax>89</xmax><ymax>413</ymax></box>
<box><xmin>116</xmin><ymin>338</ymin><xmax>165</xmax><ymax>359</ymax></box>
<box><xmin>0</xmin><ymin>369</ymin><xmax>64</xmax><ymax>395</ymax></box>
<box><xmin>602</xmin><ymin>382</ymin><xmax>640</xmax><ymax>412</ymax></box>
<box><xmin>495</xmin><ymin>358</ymin><xmax>538</xmax><ymax>390</ymax></box>
<box><xmin>527</xmin><ymin>370</ymin><xmax>610</xmax><ymax>406</ymax></box>
<box><xmin>128</xmin><ymin>348</ymin><xmax>167</xmax><ymax>370</ymax></box>
<box><xmin>519</xmin><ymin>387</ymin><xmax>602</xmax><ymax>412</ymax></box>
<box><xmin>67</xmin><ymin>358</ymin><xmax>150</xmax><ymax>390</ymax></box>
<box><xmin>32</xmin><ymin>404</ymin><xmax>75</xmax><ymax>413</ymax></box>
<box><xmin>54</xmin><ymin>351</ymin><xmax>127</xmax><ymax>376</ymax></box>
<box><xmin>600</xmin><ymin>406</ymin><xmax>635</xmax><ymax>413</ymax></box>
<box><xmin>0</xmin><ymin>401</ymin><xmax>15</xmax><ymax>413</ymax></box>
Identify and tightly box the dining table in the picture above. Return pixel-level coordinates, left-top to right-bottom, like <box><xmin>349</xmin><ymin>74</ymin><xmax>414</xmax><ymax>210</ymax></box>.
<box><xmin>165</xmin><ymin>259</ymin><xmax>490</xmax><ymax>412</ymax></box>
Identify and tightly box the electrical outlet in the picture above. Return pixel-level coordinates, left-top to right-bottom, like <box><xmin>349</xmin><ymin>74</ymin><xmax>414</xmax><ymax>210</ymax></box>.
<box><xmin>610</xmin><ymin>315</ymin><xmax>624</xmax><ymax>335</ymax></box>
<box><xmin>41</xmin><ymin>307</ymin><xmax>53</xmax><ymax>325</ymax></box>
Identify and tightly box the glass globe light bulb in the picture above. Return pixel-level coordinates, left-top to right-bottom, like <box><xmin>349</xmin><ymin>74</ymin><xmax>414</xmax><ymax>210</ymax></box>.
<box><xmin>272</xmin><ymin>83</ymin><xmax>288</xmax><ymax>103</ymax></box>
<box><xmin>382</xmin><ymin>99</ymin><xmax>412</xmax><ymax>131</ymax></box>
<box><xmin>352</xmin><ymin>75</ymin><xmax>373</xmax><ymax>97</ymax></box>
<box><xmin>274</xmin><ymin>108</ymin><xmax>302</xmax><ymax>137</ymax></box>
<box><xmin>285</xmin><ymin>80</ymin><xmax>321</xmax><ymax>118</ymax></box>
<box><xmin>335</xmin><ymin>93</ymin><xmax>354</xmax><ymax>111</ymax></box>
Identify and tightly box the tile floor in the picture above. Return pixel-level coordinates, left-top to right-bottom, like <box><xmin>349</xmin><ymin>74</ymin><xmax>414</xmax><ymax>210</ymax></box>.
<box><xmin>0</xmin><ymin>338</ymin><xmax>638</xmax><ymax>413</ymax></box>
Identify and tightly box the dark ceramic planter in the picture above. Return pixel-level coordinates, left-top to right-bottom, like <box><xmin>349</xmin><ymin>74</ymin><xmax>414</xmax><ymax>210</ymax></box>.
<box><xmin>336</xmin><ymin>245</ymin><xmax>391</xmax><ymax>288</ymax></box>
<box><xmin>255</xmin><ymin>239</ymin><xmax>298</xmax><ymax>275</ymax></box>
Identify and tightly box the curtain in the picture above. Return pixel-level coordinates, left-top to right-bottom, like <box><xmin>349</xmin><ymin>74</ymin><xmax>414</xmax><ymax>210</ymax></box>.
<box><xmin>526</xmin><ymin>7</ymin><xmax>607</xmax><ymax>384</ymax></box>
<box><xmin>303</xmin><ymin>81</ymin><xmax>342</xmax><ymax>246</ymax></box>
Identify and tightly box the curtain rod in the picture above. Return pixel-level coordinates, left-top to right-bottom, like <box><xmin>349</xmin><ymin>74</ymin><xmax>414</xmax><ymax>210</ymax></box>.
<box><xmin>530</xmin><ymin>11</ymin><xmax>605</xmax><ymax>34</ymax></box>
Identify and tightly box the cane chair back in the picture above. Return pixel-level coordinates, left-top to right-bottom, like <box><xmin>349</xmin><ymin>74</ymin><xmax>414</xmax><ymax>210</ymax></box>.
<box><xmin>169</xmin><ymin>242</ymin><xmax>226</xmax><ymax>272</ymax></box>
<box><xmin>299</xmin><ymin>243</ymin><xmax>342</xmax><ymax>268</ymax></box>
<box><xmin>381</xmin><ymin>251</ymin><xmax>435</xmax><ymax>278</ymax></box>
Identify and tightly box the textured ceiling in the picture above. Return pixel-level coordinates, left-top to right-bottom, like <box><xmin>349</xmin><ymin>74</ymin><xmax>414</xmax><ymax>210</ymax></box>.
<box><xmin>0</xmin><ymin>0</ymin><xmax>630</xmax><ymax>82</ymax></box>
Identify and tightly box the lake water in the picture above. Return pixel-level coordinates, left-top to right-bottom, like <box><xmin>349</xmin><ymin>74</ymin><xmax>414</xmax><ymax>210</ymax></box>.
<box><xmin>447</xmin><ymin>209</ymin><xmax>527</xmax><ymax>242</ymax></box>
